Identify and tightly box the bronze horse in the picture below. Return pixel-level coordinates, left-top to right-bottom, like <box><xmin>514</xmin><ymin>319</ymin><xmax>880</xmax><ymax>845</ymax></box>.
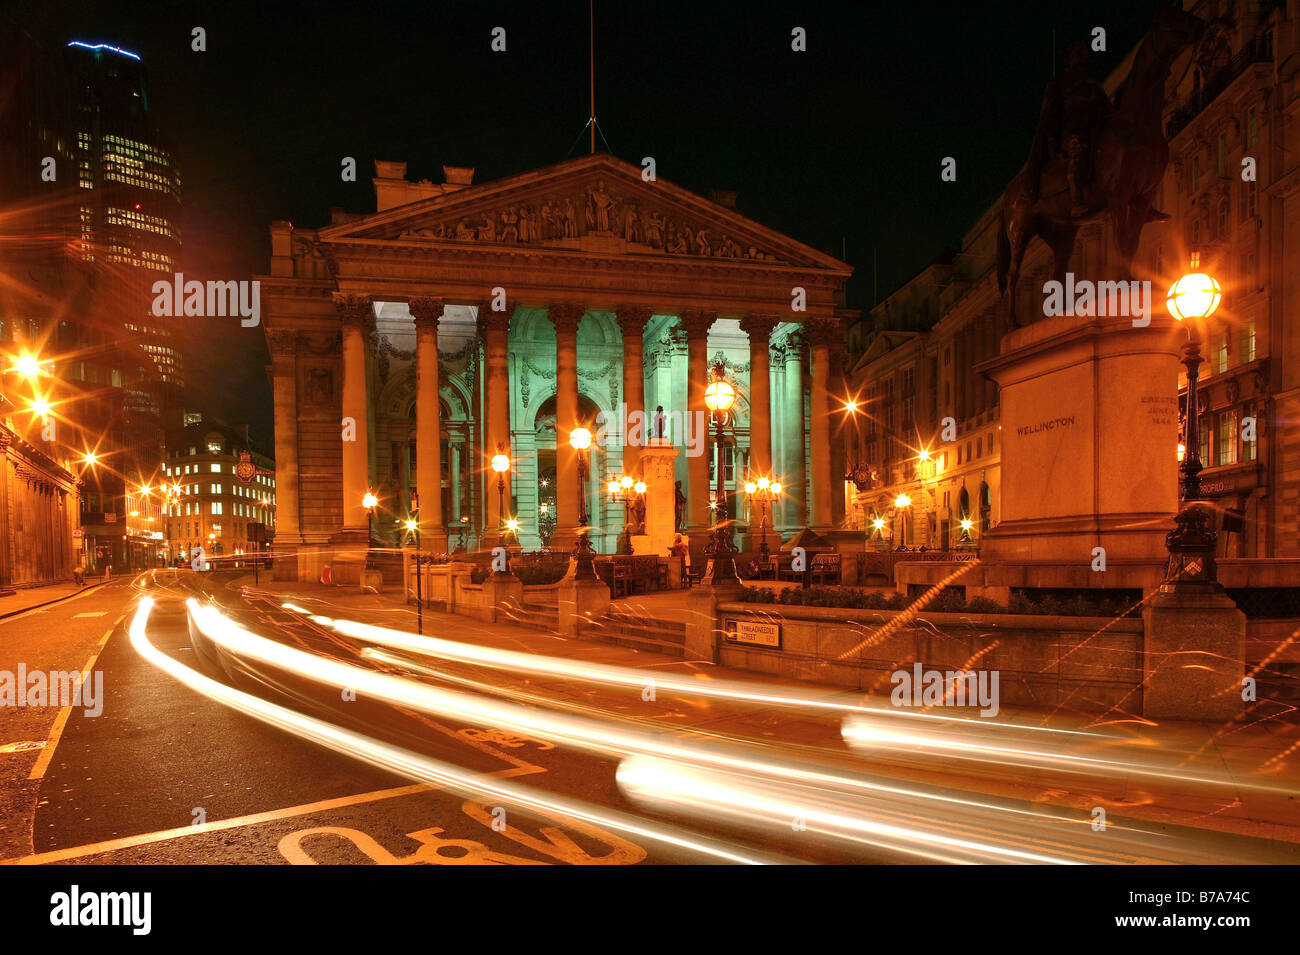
<box><xmin>997</xmin><ymin>6</ymin><xmax>1206</xmax><ymax>325</ymax></box>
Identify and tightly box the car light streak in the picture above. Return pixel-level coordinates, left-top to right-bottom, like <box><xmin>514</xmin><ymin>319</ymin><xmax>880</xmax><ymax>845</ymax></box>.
<box><xmin>616</xmin><ymin>756</ymin><xmax>1084</xmax><ymax>865</ymax></box>
<box><xmin>842</xmin><ymin>716</ymin><xmax>1299</xmax><ymax>795</ymax></box>
<box><xmin>187</xmin><ymin>599</ymin><xmax>1212</xmax><ymax>862</ymax></box>
<box><xmin>287</xmin><ymin>604</ymin><xmax>1096</xmax><ymax>739</ymax></box>
<box><xmin>129</xmin><ymin>598</ymin><xmax>774</xmax><ymax>865</ymax></box>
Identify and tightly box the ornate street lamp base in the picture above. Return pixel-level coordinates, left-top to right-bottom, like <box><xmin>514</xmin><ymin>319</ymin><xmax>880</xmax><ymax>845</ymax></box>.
<box><xmin>1161</xmin><ymin>501</ymin><xmax>1220</xmax><ymax>595</ymax></box>
<box><xmin>572</xmin><ymin>531</ymin><xmax>598</xmax><ymax>581</ymax></box>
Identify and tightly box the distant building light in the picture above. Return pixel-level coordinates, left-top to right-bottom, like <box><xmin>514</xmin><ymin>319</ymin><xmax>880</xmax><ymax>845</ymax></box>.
<box><xmin>67</xmin><ymin>41</ymin><xmax>141</xmax><ymax>61</ymax></box>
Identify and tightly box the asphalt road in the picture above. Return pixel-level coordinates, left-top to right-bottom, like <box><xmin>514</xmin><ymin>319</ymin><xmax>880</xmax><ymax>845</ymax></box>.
<box><xmin>3</xmin><ymin>569</ymin><xmax>1296</xmax><ymax>866</ymax></box>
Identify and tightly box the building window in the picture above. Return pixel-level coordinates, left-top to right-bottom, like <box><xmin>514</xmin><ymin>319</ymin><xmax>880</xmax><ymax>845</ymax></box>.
<box><xmin>1199</xmin><ymin>418</ymin><xmax>1212</xmax><ymax>464</ymax></box>
<box><xmin>210</xmin><ymin>463</ymin><xmax>222</xmax><ymax>473</ymax></box>
<box><xmin>1217</xmin><ymin>411</ymin><xmax>1238</xmax><ymax>467</ymax></box>
<box><xmin>1216</xmin><ymin>334</ymin><xmax>1229</xmax><ymax>374</ymax></box>
<box><xmin>211</xmin><ymin>502</ymin><xmax>223</xmax><ymax>515</ymax></box>
<box><xmin>1240</xmin><ymin>319</ymin><xmax>1256</xmax><ymax>364</ymax></box>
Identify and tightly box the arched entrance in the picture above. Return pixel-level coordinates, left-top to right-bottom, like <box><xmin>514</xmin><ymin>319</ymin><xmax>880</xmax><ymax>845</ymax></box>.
<box><xmin>532</xmin><ymin>392</ymin><xmax>609</xmax><ymax>551</ymax></box>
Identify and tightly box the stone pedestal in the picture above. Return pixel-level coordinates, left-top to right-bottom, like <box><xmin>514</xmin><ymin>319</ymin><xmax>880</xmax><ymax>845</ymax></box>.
<box><xmin>684</xmin><ymin>582</ymin><xmax>743</xmax><ymax>662</ymax></box>
<box><xmin>482</xmin><ymin>573</ymin><xmax>523</xmax><ymax>624</ymax></box>
<box><xmin>979</xmin><ymin>314</ymin><xmax>1182</xmax><ymax>565</ymax></box>
<box><xmin>327</xmin><ymin>528</ymin><xmax>370</xmax><ymax>586</ymax></box>
<box><xmin>558</xmin><ymin>577</ymin><xmax>611</xmax><ymax>638</ymax></box>
<box><xmin>637</xmin><ymin>439</ymin><xmax>681</xmax><ymax>557</ymax></box>
<box><xmin>1142</xmin><ymin>587</ymin><xmax>1246</xmax><ymax>721</ymax></box>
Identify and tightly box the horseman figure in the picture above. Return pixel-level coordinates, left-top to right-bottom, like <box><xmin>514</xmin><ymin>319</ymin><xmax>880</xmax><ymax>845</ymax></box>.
<box><xmin>997</xmin><ymin>6</ymin><xmax>1206</xmax><ymax>326</ymax></box>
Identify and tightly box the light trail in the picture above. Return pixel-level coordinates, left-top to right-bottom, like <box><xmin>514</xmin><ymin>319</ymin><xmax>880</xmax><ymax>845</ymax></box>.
<box><xmin>288</xmin><ymin>604</ymin><xmax>1098</xmax><ymax>740</ymax></box>
<box><xmin>129</xmin><ymin>597</ymin><xmax>774</xmax><ymax>865</ymax></box>
<box><xmin>185</xmin><ymin>598</ymin><xmax>1196</xmax><ymax>863</ymax></box>
<box><xmin>842</xmin><ymin>715</ymin><xmax>1300</xmax><ymax>795</ymax></box>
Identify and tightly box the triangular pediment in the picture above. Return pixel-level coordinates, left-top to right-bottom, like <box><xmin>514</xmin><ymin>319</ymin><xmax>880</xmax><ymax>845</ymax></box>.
<box><xmin>318</xmin><ymin>154</ymin><xmax>847</xmax><ymax>271</ymax></box>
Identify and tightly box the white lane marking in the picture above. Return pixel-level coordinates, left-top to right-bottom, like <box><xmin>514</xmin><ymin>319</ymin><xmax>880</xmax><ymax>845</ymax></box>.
<box><xmin>73</xmin><ymin>612</ymin><xmax>108</xmax><ymax>618</ymax></box>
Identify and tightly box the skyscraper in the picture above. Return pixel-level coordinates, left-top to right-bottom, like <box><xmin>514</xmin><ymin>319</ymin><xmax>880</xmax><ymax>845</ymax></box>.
<box><xmin>66</xmin><ymin>39</ymin><xmax>184</xmax><ymax>419</ymax></box>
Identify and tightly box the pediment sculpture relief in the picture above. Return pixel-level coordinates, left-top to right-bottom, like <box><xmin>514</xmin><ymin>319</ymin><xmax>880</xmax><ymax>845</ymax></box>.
<box><xmin>396</xmin><ymin>177</ymin><xmax>784</xmax><ymax>262</ymax></box>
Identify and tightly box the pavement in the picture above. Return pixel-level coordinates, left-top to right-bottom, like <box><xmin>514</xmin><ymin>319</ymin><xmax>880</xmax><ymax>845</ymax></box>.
<box><xmin>0</xmin><ymin>577</ymin><xmax>112</xmax><ymax>619</ymax></box>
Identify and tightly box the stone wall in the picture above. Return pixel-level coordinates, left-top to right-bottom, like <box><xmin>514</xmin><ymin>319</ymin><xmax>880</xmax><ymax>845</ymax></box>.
<box><xmin>715</xmin><ymin>600</ymin><xmax>1143</xmax><ymax>711</ymax></box>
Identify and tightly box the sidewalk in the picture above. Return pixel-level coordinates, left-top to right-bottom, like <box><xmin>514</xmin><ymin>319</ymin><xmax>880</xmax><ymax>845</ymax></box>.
<box><xmin>0</xmin><ymin>578</ymin><xmax>108</xmax><ymax>620</ymax></box>
<box><xmin>228</xmin><ymin>574</ymin><xmax>1300</xmax><ymax>848</ymax></box>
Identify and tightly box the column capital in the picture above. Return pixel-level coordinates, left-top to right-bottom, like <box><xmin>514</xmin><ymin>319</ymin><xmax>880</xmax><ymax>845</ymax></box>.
<box><xmin>804</xmin><ymin>316</ymin><xmax>843</xmax><ymax>348</ymax></box>
<box><xmin>615</xmin><ymin>304</ymin><xmax>652</xmax><ymax>338</ymax></box>
<box><xmin>739</xmin><ymin>313</ymin><xmax>778</xmax><ymax>343</ymax></box>
<box><xmin>548</xmin><ymin>302</ymin><xmax>586</xmax><ymax>336</ymax></box>
<box><xmin>333</xmin><ymin>293</ymin><xmax>375</xmax><ymax>334</ymax></box>
<box><xmin>409</xmin><ymin>296</ymin><xmax>445</xmax><ymax>333</ymax></box>
<box><xmin>678</xmin><ymin>308</ymin><xmax>717</xmax><ymax>339</ymax></box>
<box><xmin>782</xmin><ymin>330</ymin><xmax>806</xmax><ymax>358</ymax></box>
<box><xmin>478</xmin><ymin>299</ymin><xmax>514</xmax><ymax>334</ymax></box>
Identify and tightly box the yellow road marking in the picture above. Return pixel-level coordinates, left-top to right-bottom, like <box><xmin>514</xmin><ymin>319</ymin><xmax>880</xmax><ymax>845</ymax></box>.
<box><xmin>4</xmin><ymin>783</ymin><xmax>433</xmax><ymax>865</ymax></box>
<box><xmin>27</xmin><ymin>627</ymin><xmax>116</xmax><ymax>780</ymax></box>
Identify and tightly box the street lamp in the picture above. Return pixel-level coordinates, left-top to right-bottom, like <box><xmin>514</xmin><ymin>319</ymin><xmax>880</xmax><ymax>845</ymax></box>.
<box><xmin>490</xmin><ymin>445</ymin><xmax>511</xmax><ymax>549</ymax></box>
<box><xmin>1164</xmin><ymin>256</ymin><xmax>1223</xmax><ymax>590</ymax></box>
<box><xmin>608</xmin><ymin>473</ymin><xmax>645</xmax><ymax>554</ymax></box>
<box><xmin>702</xmin><ymin>362</ymin><xmax>740</xmax><ymax>585</ymax></box>
<box><xmin>872</xmin><ymin>516</ymin><xmax>887</xmax><ymax>551</ymax></box>
<box><xmin>362</xmin><ymin>491</ymin><xmax>378</xmax><ymax>563</ymax></box>
<box><xmin>744</xmin><ymin>475</ymin><xmax>782</xmax><ymax>564</ymax></box>
<box><xmin>568</xmin><ymin>427</ymin><xmax>596</xmax><ymax>579</ymax></box>
<box><xmin>893</xmin><ymin>492</ymin><xmax>912</xmax><ymax>550</ymax></box>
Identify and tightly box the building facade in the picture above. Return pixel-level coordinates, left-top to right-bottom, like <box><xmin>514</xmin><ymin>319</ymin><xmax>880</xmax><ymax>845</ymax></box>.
<box><xmin>260</xmin><ymin>154</ymin><xmax>856</xmax><ymax>571</ymax></box>
<box><xmin>847</xmin><ymin>0</ymin><xmax>1300</xmax><ymax>560</ymax></box>
<box><xmin>163</xmin><ymin>414</ymin><xmax>276</xmax><ymax>562</ymax></box>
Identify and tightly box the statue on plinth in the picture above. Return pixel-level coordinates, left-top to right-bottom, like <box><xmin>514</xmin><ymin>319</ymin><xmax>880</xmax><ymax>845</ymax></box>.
<box><xmin>997</xmin><ymin>6</ymin><xmax>1205</xmax><ymax>326</ymax></box>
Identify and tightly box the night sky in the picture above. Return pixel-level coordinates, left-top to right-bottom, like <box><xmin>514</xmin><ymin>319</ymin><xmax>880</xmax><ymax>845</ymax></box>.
<box><xmin>21</xmin><ymin>0</ymin><xmax>1159</xmax><ymax>444</ymax></box>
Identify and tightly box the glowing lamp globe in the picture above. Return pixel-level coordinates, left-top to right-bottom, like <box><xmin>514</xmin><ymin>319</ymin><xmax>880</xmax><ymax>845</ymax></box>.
<box><xmin>491</xmin><ymin>453</ymin><xmax>510</xmax><ymax>473</ymax></box>
<box><xmin>770</xmin><ymin>482</ymin><xmax>782</xmax><ymax>495</ymax></box>
<box><xmin>404</xmin><ymin>519</ymin><xmax>418</xmax><ymax>532</ymax></box>
<box><xmin>704</xmin><ymin>378</ymin><xmax>736</xmax><ymax>413</ymax></box>
<box><xmin>620</xmin><ymin>475</ymin><xmax>634</xmax><ymax>490</ymax></box>
<box><xmin>757</xmin><ymin>476</ymin><xmax>770</xmax><ymax>491</ymax></box>
<box><xmin>607</xmin><ymin>480</ymin><xmax>620</xmax><ymax>495</ymax></box>
<box><xmin>568</xmin><ymin>427</ymin><xmax>592</xmax><ymax>452</ymax></box>
<box><xmin>634</xmin><ymin>481</ymin><xmax>646</xmax><ymax>494</ymax></box>
<box><xmin>894</xmin><ymin>493</ymin><xmax>912</xmax><ymax>509</ymax></box>
<box><xmin>744</xmin><ymin>481</ymin><xmax>757</xmax><ymax>495</ymax></box>
<box><xmin>506</xmin><ymin>518</ymin><xmax>519</xmax><ymax>532</ymax></box>
<box><xmin>960</xmin><ymin>518</ymin><xmax>974</xmax><ymax>532</ymax></box>
<box><xmin>872</xmin><ymin>518</ymin><xmax>886</xmax><ymax>530</ymax></box>
<box><xmin>362</xmin><ymin>491</ymin><xmax>379</xmax><ymax>509</ymax></box>
<box><xmin>1166</xmin><ymin>271</ymin><xmax>1222</xmax><ymax>322</ymax></box>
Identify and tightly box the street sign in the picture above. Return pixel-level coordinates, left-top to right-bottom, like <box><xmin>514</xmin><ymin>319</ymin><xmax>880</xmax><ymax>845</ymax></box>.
<box><xmin>723</xmin><ymin>617</ymin><xmax>781</xmax><ymax>648</ymax></box>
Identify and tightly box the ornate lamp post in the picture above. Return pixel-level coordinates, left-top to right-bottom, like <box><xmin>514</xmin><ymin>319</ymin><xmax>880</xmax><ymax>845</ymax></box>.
<box><xmin>404</xmin><ymin>516</ymin><xmax>428</xmax><ymax>635</ymax></box>
<box><xmin>1164</xmin><ymin>256</ymin><xmax>1223</xmax><ymax>591</ymax></box>
<box><xmin>568</xmin><ymin>426</ymin><xmax>597</xmax><ymax>579</ymax></box>
<box><xmin>871</xmin><ymin>516</ymin><xmax>888</xmax><ymax>551</ymax></box>
<box><xmin>743</xmin><ymin>476</ymin><xmax>782</xmax><ymax>564</ymax></box>
<box><xmin>490</xmin><ymin>445</ymin><xmax>510</xmax><ymax>549</ymax></box>
<box><xmin>703</xmin><ymin>363</ymin><xmax>740</xmax><ymax>585</ymax></box>
<box><xmin>893</xmin><ymin>492</ymin><xmax>911</xmax><ymax>549</ymax></box>
<box><xmin>607</xmin><ymin>473</ymin><xmax>646</xmax><ymax>554</ymax></box>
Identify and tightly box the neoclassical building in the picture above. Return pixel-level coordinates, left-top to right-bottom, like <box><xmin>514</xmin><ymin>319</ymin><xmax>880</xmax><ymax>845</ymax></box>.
<box><xmin>259</xmin><ymin>154</ymin><xmax>856</xmax><ymax>572</ymax></box>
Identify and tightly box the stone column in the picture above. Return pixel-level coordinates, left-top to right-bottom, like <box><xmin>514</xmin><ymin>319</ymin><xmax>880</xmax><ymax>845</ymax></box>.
<box><xmin>267</xmin><ymin>331</ymin><xmax>301</xmax><ymax>544</ymax></box>
<box><xmin>334</xmin><ymin>293</ymin><xmax>374</xmax><ymax>533</ymax></box>
<box><xmin>782</xmin><ymin>332</ymin><xmax>807</xmax><ymax>528</ymax></box>
<box><xmin>616</xmin><ymin>305</ymin><xmax>651</xmax><ymax>479</ymax></box>
<box><xmin>411</xmin><ymin>297</ymin><xmax>447</xmax><ymax>552</ymax></box>
<box><xmin>550</xmin><ymin>303</ymin><xmax>585</xmax><ymax>547</ymax></box>
<box><xmin>480</xmin><ymin>300</ymin><xmax>513</xmax><ymax>539</ymax></box>
<box><xmin>739</xmin><ymin>314</ymin><xmax>777</xmax><ymax>477</ymax></box>
<box><xmin>807</xmin><ymin>318</ymin><xmax>837</xmax><ymax>530</ymax></box>
<box><xmin>680</xmin><ymin>309</ymin><xmax>715</xmax><ymax>563</ymax></box>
